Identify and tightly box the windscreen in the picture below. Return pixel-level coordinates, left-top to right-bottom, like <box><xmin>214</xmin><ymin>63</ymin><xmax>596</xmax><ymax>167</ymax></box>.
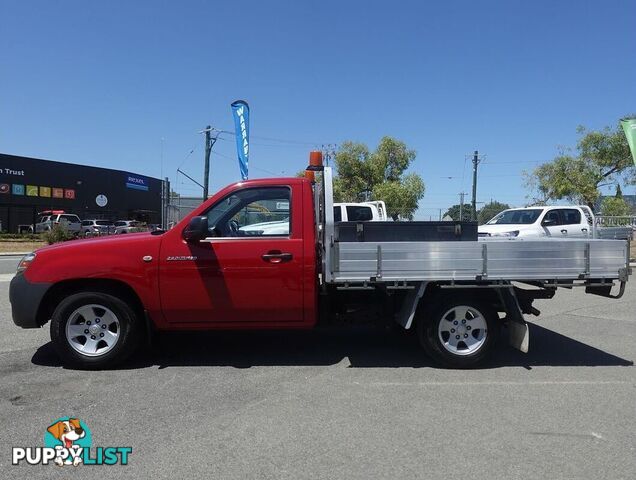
<box><xmin>487</xmin><ymin>209</ymin><xmax>542</xmax><ymax>225</ymax></box>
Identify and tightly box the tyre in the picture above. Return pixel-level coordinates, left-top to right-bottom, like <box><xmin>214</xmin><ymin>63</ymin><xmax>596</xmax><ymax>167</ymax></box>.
<box><xmin>417</xmin><ymin>296</ymin><xmax>499</xmax><ymax>368</ymax></box>
<box><xmin>50</xmin><ymin>292</ymin><xmax>141</xmax><ymax>369</ymax></box>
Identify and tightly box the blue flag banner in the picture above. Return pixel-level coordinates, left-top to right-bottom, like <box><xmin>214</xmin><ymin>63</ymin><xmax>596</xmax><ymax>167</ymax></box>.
<box><xmin>231</xmin><ymin>100</ymin><xmax>250</xmax><ymax>180</ymax></box>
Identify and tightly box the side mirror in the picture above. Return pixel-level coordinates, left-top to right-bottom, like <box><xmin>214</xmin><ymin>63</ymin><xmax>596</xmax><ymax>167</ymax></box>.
<box><xmin>542</xmin><ymin>218</ymin><xmax>556</xmax><ymax>226</ymax></box>
<box><xmin>183</xmin><ymin>216</ymin><xmax>209</xmax><ymax>242</ymax></box>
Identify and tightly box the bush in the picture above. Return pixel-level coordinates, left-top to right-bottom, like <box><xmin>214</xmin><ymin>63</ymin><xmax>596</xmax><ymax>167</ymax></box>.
<box><xmin>600</xmin><ymin>197</ymin><xmax>632</xmax><ymax>217</ymax></box>
<box><xmin>0</xmin><ymin>233</ymin><xmax>43</xmax><ymax>241</ymax></box>
<box><xmin>43</xmin><ymin>225</ymin><xmax>77</xmax><ymax>244</ymax></box>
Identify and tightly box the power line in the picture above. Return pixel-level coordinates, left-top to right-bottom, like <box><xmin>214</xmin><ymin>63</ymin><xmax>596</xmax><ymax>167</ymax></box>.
<box><xmin>213</xmin><ymin>127</ymin><xmax>322</xmax><ymax>146</ymax></box>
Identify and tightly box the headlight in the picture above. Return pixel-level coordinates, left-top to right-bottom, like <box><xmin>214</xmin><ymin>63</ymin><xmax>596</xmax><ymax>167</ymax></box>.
<box><xmin>491</xmin><ymin>230</ymin><xmax>520</xmax><ymax>237</ymax></box>
<box><xmin>17</xmin><ymin>252</ymin><xmax>36</xmax><ymax>273</ymax></box>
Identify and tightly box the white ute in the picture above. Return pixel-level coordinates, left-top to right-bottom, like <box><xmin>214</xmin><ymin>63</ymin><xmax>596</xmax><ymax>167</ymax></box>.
<box><xmin>240</xmin><ymin>201</ymin><xmax>387</xmax><ymax>235</ymax></box>
<box><xmin>479</xmin><ymin>206</ymin><xmax>592</xmax><ymax>238</ymax></box>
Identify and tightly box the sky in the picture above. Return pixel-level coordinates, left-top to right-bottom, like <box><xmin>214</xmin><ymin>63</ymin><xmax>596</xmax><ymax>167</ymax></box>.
<box><xmin>1</xmin><ymin>0</ymin><xmax>634</xmax><ymax>219</ymax></box>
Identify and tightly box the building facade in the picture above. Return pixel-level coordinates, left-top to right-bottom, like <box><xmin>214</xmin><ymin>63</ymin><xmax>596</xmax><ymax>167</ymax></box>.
<box><xmin>0</xmin><ymin>153</ymin><xmax>163</xmax><ymax>233</ymax></box>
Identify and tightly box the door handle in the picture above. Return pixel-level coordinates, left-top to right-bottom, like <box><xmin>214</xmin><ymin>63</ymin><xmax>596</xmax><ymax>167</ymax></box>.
<box><xmin>261</xmin><ymin>251</ymin><xmax>293</xmax><ymax>264</ymax></box>
<box><xmin>560</xmin><ymin>229</ymin><xmax>568</xmax><ymax>234</ymax></box>
<box><xmin>581</xmin><ymin>228</ymin><xmax>588</xmax><ymax>233</ymax></box>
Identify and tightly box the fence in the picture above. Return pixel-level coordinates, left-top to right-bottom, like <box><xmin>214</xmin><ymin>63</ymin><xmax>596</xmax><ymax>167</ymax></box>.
<box><xmin>595</xmin><ymin>215</ymin><xmax>636</xmax><ymax>227</ymax></box>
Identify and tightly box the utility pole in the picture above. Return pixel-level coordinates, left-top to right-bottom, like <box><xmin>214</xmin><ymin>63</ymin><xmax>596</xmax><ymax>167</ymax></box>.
<box><xmin>162</xmin><ymin>177</ymin><xmax>170</xmax><ymax>229</ymax></box>
<box><xmin>459</xmin><ymin>192</ymin><xmax>465</xmax><ymax>221</ymax></box>
<box><xmin>203</xmin><ymin>126</ymin><xmax>212</xmax><ymax>201</ymax></box>
<box><xmin>471</xmin><ymin>150</ymin><xmax>482</xmax><ymax>221</ymax></box>
<box><xmin>201</xmin><ymin>126</ymin><xmax>220</xmax><ymax>202</ymax></box>
<box><xmin>322</xmin><ymin>144</ymin><xmax>336</xmax><ymax>167</ymax></box>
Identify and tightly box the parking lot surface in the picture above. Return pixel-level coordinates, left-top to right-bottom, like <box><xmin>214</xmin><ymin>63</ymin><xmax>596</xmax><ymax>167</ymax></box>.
<box><xmin>0</xmin><ymin>273</ymin><xmax>634</xmax><ymax>479</ymax></box>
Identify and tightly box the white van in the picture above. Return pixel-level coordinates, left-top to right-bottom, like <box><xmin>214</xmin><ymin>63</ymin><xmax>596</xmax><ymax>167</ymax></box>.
<box><xmin>479</xmin><ymin>206</ymin><xmax>591</xmax><ymax>238</ymax></box>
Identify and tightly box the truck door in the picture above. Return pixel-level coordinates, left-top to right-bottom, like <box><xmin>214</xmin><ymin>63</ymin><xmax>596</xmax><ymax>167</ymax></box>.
<box><xmin>159</xmin><ymin>185</ymin><xmax>306</xmax><ymax>326</ymax></box>
<box><xmin>560</xmin><ymin>208</ymin><xmax>588</xmax><ymax>237</ymax></box>
<box><xmin>540</xmin><ymin>209</ymin><xmax>564</xmax><ymax>237</ymax></box>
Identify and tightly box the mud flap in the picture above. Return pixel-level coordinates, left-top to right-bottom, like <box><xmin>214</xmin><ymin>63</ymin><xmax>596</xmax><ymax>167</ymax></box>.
<box><xmin>498</xmin><ymin>287</ymin><xmax>530</xmax><ymax>353</ymax></box>
<box><xmin>508</xmin><ymin>319</ymin><xmax>529</xmax><ymax>353</ymax></box>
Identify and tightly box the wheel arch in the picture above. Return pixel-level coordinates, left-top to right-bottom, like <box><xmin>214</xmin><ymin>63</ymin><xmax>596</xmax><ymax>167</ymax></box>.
<box><xmin>36</xmin><ymin>278</ymin><xmax>145</xmax><ymax>327</ymax></box>
<box><xmin>417</xmin><ymin>284</ymin><xmax>503</xmax><ymax>315</ymax></box>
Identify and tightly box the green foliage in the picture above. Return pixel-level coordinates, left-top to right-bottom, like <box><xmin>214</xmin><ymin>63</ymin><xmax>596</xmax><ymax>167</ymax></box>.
<box><xmin>0</xmin><ymin>233</ymin><xmax>43</xmax><ymax>241</ymax></box>
<box><xmin>600</xmin><ymin>197</ymin><xmax>631</xmax><ymax>217</ymax></box>
<box><xmin>443</xmin><ymin>204</ymin><xmax>476</xmax><ymax>222</ymax></box>
<box><xmin>43</xmin><ymin>225</ymin><xmax>76</xmax><ymax>244</ymax></box>
<box><xmin>443</xmin><ymin>201</ymin><xmax>510</xmax><ymax>223</ymax></box>
<box><xmin>372</xmin><ymin>174</ymin><xmax>425</xmax><ymax>221</ymax></box>
<box><xmin>525</xmin><ymin>119</ymin><xmax>636</xmax><ymax>208</ymax></box>
<box><xmin>333</xmin><ymin>137</ymin><xmax>424</xmax><ymax>220</ymax></box>
<box><xmin>478</xmin><ymin>201</ymin><xmax>511</xmax><ymax>224</ymax></box>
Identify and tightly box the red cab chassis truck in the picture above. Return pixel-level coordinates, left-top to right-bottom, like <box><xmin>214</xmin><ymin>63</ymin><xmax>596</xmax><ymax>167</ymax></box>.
<box><xmin>10</xmin><ymin>156</ymin><xmax>632</xmax><ymax>368</ymax></box>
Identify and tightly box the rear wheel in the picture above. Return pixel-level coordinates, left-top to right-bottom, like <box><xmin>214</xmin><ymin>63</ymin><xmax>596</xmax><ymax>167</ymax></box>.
<box><xmin>417</xmin><ymin>296</ymin><xmax>499</xmax><ymax>368</ymax></box>
<box><xmin>50</xmin><ymin>292</ymin><xmax>141</xmax><ymax>369</ymax></box>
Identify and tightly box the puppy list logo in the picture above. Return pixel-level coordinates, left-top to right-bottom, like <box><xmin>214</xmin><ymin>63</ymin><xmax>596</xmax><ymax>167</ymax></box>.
<box><xmin>12</xmin><ymin>417</ymin><xmax>132</xmax><ymax>466</ymax></box>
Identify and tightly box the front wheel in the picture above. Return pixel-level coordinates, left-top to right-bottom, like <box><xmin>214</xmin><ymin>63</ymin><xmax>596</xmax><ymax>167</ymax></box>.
<box><xmin>417</xmin><ymin>297</ymin><xmax>499</xmax><ymax>368</ymax></box>
<box><xmin>50</xmin><ymin>292</ymin><xmax>141</xmax><ymax>369</ymax></box>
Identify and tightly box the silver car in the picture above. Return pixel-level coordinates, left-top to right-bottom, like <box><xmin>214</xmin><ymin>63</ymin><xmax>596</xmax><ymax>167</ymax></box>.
<box><xmin>34</xmin><ymin>213</ymin><xmax>82</xmax><ymax>234</ymax></box>
<box><xmin>81</xmin><ymin>219</ymin><xmax>114</xmax><ymax>237</ymax></box>
<box><xmin>113</xmin><ymin>220</ymin><xmax>141</xmax><ymax>234</ymax></box>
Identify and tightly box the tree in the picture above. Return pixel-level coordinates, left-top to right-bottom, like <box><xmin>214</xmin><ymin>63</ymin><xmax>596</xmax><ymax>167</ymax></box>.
<box><xmin>478</xmin><ymin>201</ymin><xmax>511</xmax><ymax>224</ymax></box>
<box><xmin>373</xmin><ymin>174</ymin><xmax>425</xmax><ymax>221</ymax></box>
<box><xmin>443</xmin><ymin>204</ymin><xmax>475</xmax><ymax>222</ymax></box>
<box><xmin>615</xmin><ymin>184</ymin><xmax>623</xmax><ymax>199</ymax></box>
<box><xmin>333</xmin><ymin>137</ymin><xmax>425</xmax><ymax>220</ymax></box>
<box><xmin>600</xmin><ymin>197</ymin><xmax>631</xmax><ymax>217</ymax></box>
<box><xmin>525</xmin><ymin>119</ymin><xmax>636</xmax><ymax>209</ymax></box>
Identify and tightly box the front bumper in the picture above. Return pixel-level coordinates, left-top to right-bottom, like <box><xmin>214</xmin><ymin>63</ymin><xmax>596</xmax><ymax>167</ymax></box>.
<box><xmin>9</xmin><ymin>274</ymin><xmax>52</xmax><ymax>328</ymax></box>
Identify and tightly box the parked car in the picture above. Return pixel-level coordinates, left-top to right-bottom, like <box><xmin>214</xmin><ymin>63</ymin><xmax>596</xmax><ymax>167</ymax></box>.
<box><xmin>147</xmin><ymin>224</ymin><xmax>163</xmax><ymax>232</ymax></box>
<box><xmin>478</xmin><ymin>206</ymin><xmax>591</xmax><ymax>238</ymax></box>
<box><xmin>81</xmin><ymin>219</ymin><xmax>114</xmax><ymax>237</ymax></box>
<box><xmin>113</xmin><ymin>220</ymin><xmax>140</xmax><ymax>234</ymax></box>
<box><xmin>33</xmin><ymin>212</ymin><xmax>82</xmax><ymax>235</ymax></box>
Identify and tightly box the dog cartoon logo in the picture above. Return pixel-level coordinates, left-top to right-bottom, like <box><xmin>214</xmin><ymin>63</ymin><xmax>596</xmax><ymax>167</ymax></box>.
<box><xmin>44</xmin><ymin>417</ymin><xmax>91</xmax><ymax>466</ymax></box>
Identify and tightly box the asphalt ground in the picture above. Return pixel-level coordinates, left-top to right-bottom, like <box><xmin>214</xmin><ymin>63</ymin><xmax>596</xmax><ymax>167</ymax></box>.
<box><xmin>0</xmin><ymin>260</ymin><xmax>634</xmax><ymax>479</ymax></box>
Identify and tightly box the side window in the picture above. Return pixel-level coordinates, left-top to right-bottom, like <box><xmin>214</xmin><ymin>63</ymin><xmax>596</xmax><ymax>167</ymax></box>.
<box><xmin>81</xmin><ymin>221</ymin><xmax>91</xmax><ymax>226</ymax></box>
<box><xmin>561</xmin><ymin>209</ymin><xmax>581</xmax><ymax>225</ymax></box>
<box><xmin>346</xmin><ymin>206</ymin><xmax>373</xmax><ymax>221</ymax></box>
<box><xmin>333</xmin><ymin>206</ymin><xmax>342</xmax><ymax>222</ymax></box>
<box><xmin>205</xmin><ymin>187</ymin><xmax>291</xmax><ymax>237</ymax></box>
<box><xmin>542</xmin><ymin>210</ymin><xmax>561</xmax><ymax>226</ymax></box>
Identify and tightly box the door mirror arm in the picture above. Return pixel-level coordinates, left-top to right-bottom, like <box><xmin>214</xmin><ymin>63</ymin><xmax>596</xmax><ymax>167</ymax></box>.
<box><xmin>183</xmin><ymin>216</ymin><xmax>209</xmax><ymax>243</ymax></box>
